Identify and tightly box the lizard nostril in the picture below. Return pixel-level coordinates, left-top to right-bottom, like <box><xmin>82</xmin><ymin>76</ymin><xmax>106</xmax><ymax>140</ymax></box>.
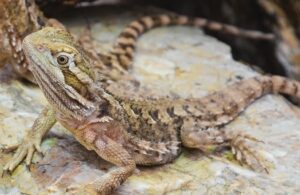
<box><xmin>36</xmin><ymin>44</ymin><xmax>45</xmax><ymax>52</ymax></box>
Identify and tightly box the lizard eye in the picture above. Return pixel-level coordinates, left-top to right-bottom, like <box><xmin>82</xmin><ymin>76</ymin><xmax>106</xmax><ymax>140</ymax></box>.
<box><xmin>56</xmin><ymin>54</ymin><xmax>69</xmax><ymax>65</ymax></box>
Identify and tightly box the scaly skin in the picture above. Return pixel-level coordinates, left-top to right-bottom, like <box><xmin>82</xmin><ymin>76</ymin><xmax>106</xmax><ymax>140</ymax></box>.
<box><xmin>3</xmin><ymin>27</ymin><xmax>300</xmax><ymax>194</ymax></box>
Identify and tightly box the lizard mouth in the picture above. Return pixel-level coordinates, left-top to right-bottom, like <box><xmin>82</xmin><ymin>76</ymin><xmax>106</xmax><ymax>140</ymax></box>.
<box><xmin>22</xmin><ymin>35</ymin><xmax>40</xmax><ymax>71</ymax></box>
<box><xmin>22</xmin><ymin>35</ymin><xmax>56</xmax><ymax>76</ymax></box>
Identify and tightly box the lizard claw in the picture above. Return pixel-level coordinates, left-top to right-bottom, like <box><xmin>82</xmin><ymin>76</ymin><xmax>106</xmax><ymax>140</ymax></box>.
<box><xmin>3</xmin><ymin>136</ymin><xmax>43</xmax><ymax>172</ymax></box>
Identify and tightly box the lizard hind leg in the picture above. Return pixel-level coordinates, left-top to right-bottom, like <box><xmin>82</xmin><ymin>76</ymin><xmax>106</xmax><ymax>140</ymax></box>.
<box><xmin>181</xmin><ymin>127</ymin><xmax>271</xmax><ymax>173</ymax></box>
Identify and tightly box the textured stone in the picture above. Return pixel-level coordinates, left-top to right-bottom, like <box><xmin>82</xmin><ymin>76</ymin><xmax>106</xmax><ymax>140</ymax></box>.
<box><xmin>0</xmin><ymin>6</ymin><xmax>299</xmax><ymax>194</ymax></box>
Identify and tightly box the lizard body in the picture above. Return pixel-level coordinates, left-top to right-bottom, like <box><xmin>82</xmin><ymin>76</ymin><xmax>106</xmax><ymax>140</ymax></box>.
<box><xmin>4</xmin><ymin>27</ymin><xmax>299</xmax><ymax>194</ymax></box>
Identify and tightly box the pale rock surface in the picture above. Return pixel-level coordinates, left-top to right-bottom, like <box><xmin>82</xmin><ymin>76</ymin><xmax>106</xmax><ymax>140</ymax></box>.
<box><xmin>0</xmin><ymin>6</ymin><xmax>299</xmax><ymax>195</ymax></box>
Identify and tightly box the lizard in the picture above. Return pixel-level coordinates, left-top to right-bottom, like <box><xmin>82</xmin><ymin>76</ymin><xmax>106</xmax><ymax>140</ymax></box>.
<box><xmin>0</xmin><ymin>0</ymin><xmax>275</xmax><ymax>83</ymax></box>
<box><xmin>3</xmin><ymin>26</ymin><xmax>300</xmax><ymax>194</ymax></box>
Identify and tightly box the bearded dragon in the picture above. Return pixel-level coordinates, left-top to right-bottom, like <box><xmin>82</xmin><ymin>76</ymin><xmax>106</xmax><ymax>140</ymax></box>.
<box><xmin>3</xmin><ymin>25</ymin><xmax>300</xmax><ymax>194</ymax></box>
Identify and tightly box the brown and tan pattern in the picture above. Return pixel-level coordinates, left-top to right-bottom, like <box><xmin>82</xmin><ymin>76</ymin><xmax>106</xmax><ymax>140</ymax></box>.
<box><xmin>2</xmin><ymin>27</ymin><xmax>300</xmax><ymax>194</ymax></box>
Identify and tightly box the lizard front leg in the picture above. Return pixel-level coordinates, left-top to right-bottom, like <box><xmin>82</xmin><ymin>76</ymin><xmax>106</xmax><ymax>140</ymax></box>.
<box><xmin>68</xmin><ymin>129</ymin><xmax>136</xmax><ymax>195</ymax></box>
<box><xmin>4</xmin><ymin>106</ymin><xmax>56</xmax><ymax>171</ymax></box>
<box><xmin>93</xmin><ymin>135</ymin><xmax>135</xmax><ymax>194</ymax></box>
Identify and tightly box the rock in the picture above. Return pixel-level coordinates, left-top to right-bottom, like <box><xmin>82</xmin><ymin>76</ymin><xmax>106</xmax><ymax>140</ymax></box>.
<box><xmin>0</xmin><ymin>6</ymin><xmax>300</xmax><ymax>195</ymax></box>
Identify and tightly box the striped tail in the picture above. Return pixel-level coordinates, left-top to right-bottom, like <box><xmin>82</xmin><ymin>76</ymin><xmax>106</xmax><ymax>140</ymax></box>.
<box><xmin>183</xmin><ymin>75</ymin><xmax>300</xmax><ymax>128</ymax></box>
<box><xmin>111</xmin><ymin>14</ymin><xmax>275</xmax><ymax>69</ymax></box>
<box><xmin>223</xmin><ymin>75</ymin><xmax>300</xmax><ymax>110</ymax></box>
<box><xmin>225</xmin><ymin>75</ymin><xmax>300</xmax><ymax>115</ymax></box>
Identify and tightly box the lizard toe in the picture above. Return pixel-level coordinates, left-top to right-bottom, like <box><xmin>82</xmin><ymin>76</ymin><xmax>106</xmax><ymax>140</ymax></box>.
<box><xmin>229</xmin><ymin>132</ymin><xmax>272</xmax><ymax>173</ymax></box>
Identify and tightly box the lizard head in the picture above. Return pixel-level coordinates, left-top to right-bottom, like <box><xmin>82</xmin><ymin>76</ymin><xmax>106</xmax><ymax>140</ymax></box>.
<box><xmin>22</xmin><ymin>27</ymin><xmax>98</xmax><ymax>117</ymax></box>
<box><xmin>22</xmin><ymin>27</ymin><xmax>95</xmax><ymax>83</ymax></box>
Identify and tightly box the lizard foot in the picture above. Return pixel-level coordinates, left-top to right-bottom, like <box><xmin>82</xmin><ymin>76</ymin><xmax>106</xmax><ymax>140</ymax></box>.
<box><xmin>3</xmin><ymin>135</ymin><xmax>43</xmax><ymax>172</ymax></box>
<box><xmin>227</xmin><ymin>131</ymin><xmax>271</xmax><ymax>173</ymax></box>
